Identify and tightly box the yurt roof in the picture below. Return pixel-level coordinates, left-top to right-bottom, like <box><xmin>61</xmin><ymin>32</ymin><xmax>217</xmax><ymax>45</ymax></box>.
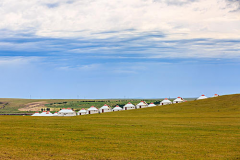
<box><xmin>197</xmin><ymin>95</ymin><xmax>208</xmax><ymax>99</ymax></box>
<box><xmin>124</xmin><ymin>102</ymin><xmax>135</xmax><ymax>107</ymax></box>
<box><xmin>32</xmin><ymin>112</ymin><xmax>40</xmax><ymax>116</ymax></box>
<box><xmin>59</xmin><ymin>108</ymin><xmax>75</xmax><ymax>113</ymax></box>
<box><xmin>78</xmin><ymin>108</ymin><xmax>87</xmax><ymax>113</ymax></box>
<box><xmin>100</xmin><ymin>104</ymin><xmax>110</xmax><ymax>109</ymax></box>
<box><xmin>137</xmin><ymin>101</ymin><xmax>148</xmax><ymax>106</ymax></box>
<box><xmin>148</xmin><ymin>103</ymin><xmax>156</xmax><ymax>107</ymax></box>
<box><xmin>173</xmin><ymin>97</ymin><xmax>184</xmax><ymax>102</ymax></box>
<box><xmin>161</xmin><ymin>98</ymin><xmax>172</xmax><ymax>103</ymax></box>
<box><xmin>87</xmin><ymin>106</ymin><xmax>98</xmax><ymax>111</ymax></box>
<box><xmin>113</xmin><ymin>105</ymin><xmax>122</xmax><ymax>109</ymax></box>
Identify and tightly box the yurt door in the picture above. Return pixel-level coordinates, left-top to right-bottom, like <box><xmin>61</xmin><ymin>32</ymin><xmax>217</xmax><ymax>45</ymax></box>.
<box><xmin>89</xmin><ymin>111</ymin><xmax>91</xmax><ymax>114</ymax></box>
<box><xmin>140</xmin><ymin>106</ymin><xmax>141</xmax><ymax>109</ymax></box>
<box><xmin>102</xmin><ymin>109</ymin><xmax>104</xmax><ymax>113</ymax></box>
<box><xmin>125</xmin><ymin>108</ymin><xmax>127</xmax><ymax>110</ymax></box>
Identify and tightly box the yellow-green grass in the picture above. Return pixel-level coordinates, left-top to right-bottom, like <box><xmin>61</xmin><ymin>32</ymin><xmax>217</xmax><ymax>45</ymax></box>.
<box><xmin>0</xmin><ymin>94</ymin><xmax>239</xmax><ymax>159</ymax></box>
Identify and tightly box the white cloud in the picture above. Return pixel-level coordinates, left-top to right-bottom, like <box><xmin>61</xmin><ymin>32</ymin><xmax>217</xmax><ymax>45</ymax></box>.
<box><xmin>0</xmin><ymin>56</ymin><xmax>42</xmax><ymax>66</ymax></box>
<box><xmin>0</xmin><ymin>0</ymin><xmax>239</xmax><ymax>40</ymax></box>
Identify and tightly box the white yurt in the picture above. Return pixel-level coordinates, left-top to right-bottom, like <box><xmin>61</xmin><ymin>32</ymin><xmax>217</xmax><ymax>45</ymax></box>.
<box><xmin>40</xmin><ymin>111</ymin><xmax>47</xmax><ymax>116</ymax></box>
<box><xmin>99</xmin><ymin>104</ymin><xmax>112</xmax><ymax>113</ymax></box>
<box><xmin>112</xmin><ymin>105</ymin><xmax>123</xmax><ymax>111</ymax></box>
<box><xmin>160</xmin><ymin>98</ymin><xmax>173</xmax><ymax>105</ymax></box>
<box><xmin>173</xmin><ymin>97</ymin><xmax>184</xmax><ymax>104</ymax></box>
<box><xmin>213</xmin><ymin>94</ymin><xmax>219</xmax><ymax>97</ymax></box>
<box><xmin>87</xmin><ymin>106</ymin><xmax>99</xmax><ymax>114</ymax></box>
<box><xmin>53</xmin><ymin>112</ymin><xmax>58</xmax><ymax>116</ymax></box>
<box><xmin>148</xmin><ymin>103</ymin><xmax>156</xmax><ymax>107</ymax></box>
<box><xmin>31</xmin><ymin>112</ymin><xmax>41</xmax><ymax>116</ymax></box>
<box><xmin>136</xmin><ymin>101</ymin><xmax>148</xmax><ymax>109</ymax></box>
<box><xmin>197</xmin><ymin>94</ymin><xmax>208</xmax><ymax>100</ymax></box>
<box><xmin>123</xmin><ymin>102</ymin><xmax>136</xmax><ymax>110</ymax></box>
<box><xmin>58</xmin><ymin>108</ymin><xmax>76</xmax><ymax>116</ymax></box>
<box><xmin>45</xmin><ymin>111</ymin><xmax>53</xmax><ymax>116</ymax></box>
<box><xmin>78</xmin><ymin>108</ymin><xmax>87</xmax><ymax>115</ymax></box>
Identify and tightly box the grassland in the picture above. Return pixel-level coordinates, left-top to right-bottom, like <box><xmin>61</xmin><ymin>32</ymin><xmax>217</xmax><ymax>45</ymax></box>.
<box><xmin>0</xmin><ymin>94</ymin><xmax>239</xmax><ymax>159</ymax></box>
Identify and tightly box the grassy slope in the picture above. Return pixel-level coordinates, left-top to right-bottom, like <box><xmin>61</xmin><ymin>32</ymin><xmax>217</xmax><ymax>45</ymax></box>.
<box><xmin>0</xmin><ymin>94</ymin><xmax>239</xmax><ymax>159</ymax></box>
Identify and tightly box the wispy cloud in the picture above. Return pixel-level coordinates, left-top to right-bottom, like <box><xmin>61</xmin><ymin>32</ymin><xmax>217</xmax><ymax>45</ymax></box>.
<box><xmin>0</xmin><ymin>33</ymin><xmax>239</xmax><ymax>60</ymax></box>
<box><xmin>0</xmin><ymin>56</ymin><xmax>42</xmax><ymax>66</ymax></box>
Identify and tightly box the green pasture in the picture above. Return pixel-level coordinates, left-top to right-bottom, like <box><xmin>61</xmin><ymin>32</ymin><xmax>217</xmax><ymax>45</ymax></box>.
<box><xmin>0</xmin><ymin>94</ymin><xmax>239</xmax><ymax>159</ymax></box>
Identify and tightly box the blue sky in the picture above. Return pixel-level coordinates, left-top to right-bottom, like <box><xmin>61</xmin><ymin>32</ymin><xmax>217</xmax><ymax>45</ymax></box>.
<box><xmin>0</xmin><ymin>0</ymin><xmax>240</xmax><ymax>99</ymax></box>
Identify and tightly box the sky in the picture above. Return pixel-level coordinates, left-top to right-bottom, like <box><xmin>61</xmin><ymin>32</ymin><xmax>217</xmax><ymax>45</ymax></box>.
<box><xmin>0</xmin><ymin>0</ymin><xmax>240</xmax><ymax>99</ymax></box>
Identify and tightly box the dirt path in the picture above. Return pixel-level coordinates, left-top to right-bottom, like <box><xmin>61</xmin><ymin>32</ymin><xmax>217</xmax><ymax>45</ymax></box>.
<box><xmin>18</xmin><ymin>101</ymin><xmax>48</xmax><ymax>111</ymax></box>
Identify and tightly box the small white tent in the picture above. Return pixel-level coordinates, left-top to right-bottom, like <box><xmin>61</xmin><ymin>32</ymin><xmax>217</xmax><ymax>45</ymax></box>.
<box><xmin>160</xmin><ymin>98</ymin><xmax>172</xmax><ymax>105</ymax></box>
<box><xmin>78</xmin><ymin>108</ymin><xmax>87</xmax><ymax>115</ymax></box>
<box><xmin>31</xmin><ymin>112</ymin><xmax>41</xmax><ymax>116</ymax></box>
<box><xmin>58</xmin><ymin>108</ymin><xmax>76</xmax><ymax>116</ymax></box>
<box><xmin>197</xmin><ymin>94</ymin><xmax>208</xmax><ymax>100</ymax></box>
<box><xmin>123</xmin><ymin>102</ymin><xmax>136</xmax><ymax>110</ymax></box>
<box><xmin>45</xmin><ymin>111</ymin><xmax>53</xmax><ymax>116</ymax></box>
<box><xmin>99</xmin><ymin>104</ymin><xmax>112</xmax><ymax>113</ymax></box>
<box><xmin>53</xmin><ymin>112</ymin><xmax>58</xmax><ymax>116</ymax></box>
<box><xmin>136</xmin><ymin>101</ymin><xmax>148</xmax><ymax>109</ymax></box>
<box><xmin>173</xmin><ymin>97</ymin><xmax>184</xmax><ymax>104</ymax></box>
<box><xmin>213</xmin><ymin>94</ymin><xmax>219</xmax><ymax>97</ymax></box>
<box><xmin>112</xmin><ymin>105</ymin><xmax>123</xmax><ymax>111</ymax></box>
<box><xmin>87</xmin><ymin>106</ymin><xmax>99</xmax><ymax>114</ymax></box>
<box><xmin>40</xmin><ymin>111</ymin><xmax>47</xmax><ymax>116</ymax></box>
<box><xmin>148</xmin><ymin>103</ymin><xmax>156</xmax><ymax>107</ymax></box>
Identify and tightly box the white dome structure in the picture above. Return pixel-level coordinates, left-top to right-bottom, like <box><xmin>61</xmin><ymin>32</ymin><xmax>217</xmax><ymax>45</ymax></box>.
<box><xmin>78</xmin><ymin>108</ymin><xmax>87</xmax><ymax>115</ymax></box>
<box><xmin>112</xmin><ymin>105</ymin><xmax>123</xmax><ymax>111</ymax></box>
<box><xmin>53</xmin><ymin>112</ymin><xmax>58</xmax><ymax>116</ymax></box>
<box><xmin>40</xmin><ymin>111</ymin><xmax>47</xmax><ymax>116</ymax></box>
<box><xmin>87</xmin><ymin>106</ymin><xmax>99</xmax><ymax>114</ymax></box>
<box><xmin>160</xmin><ymin>98</ymin><xmax>172</xmax><ymax>105</ymax></box>
<box><xmin>58</xmin><ymin>108</ymin><xmax>76</xmax><ymax>116</ymax></box>
<box><xmin>148</xmin><ymin>103</ymin><xmax>156</xmax><ymax>107</ymax></box>
<box><xmin>45</xmin><ymin>111</ymin><xmax>53</xmax><ymax>116</ymax></box>
<box><xmin>197</xmin><ymin>94</ymin><xmax>208</xmax><ymax>100</ymax></box>
<box><xmin>99</xmin><ymin>104</ymin><xmax>112</xmax><ymax>113</ymax></box>
<box><xmin>213</xmin><ymin>94</ymin><xmax>219</xmax><ymax>97</ymax></box>
<box><xmin>123</xmin><ymin>102</ymin><xmax>136</xmax><ymax>110</ymax></box>
<box><xmin>136</xmin><ymin>101</ymin><xmax>148</xmax><ymax>109</ymax></box>
<box><xmin>173</xmin><ymin>97</ymin><xmax>184</xmax><ymax>104</ymax></box>
<box><xmin>31</xmin><ymin>112</ymin><xmax>41</xmax><ymax>116</ymax></box>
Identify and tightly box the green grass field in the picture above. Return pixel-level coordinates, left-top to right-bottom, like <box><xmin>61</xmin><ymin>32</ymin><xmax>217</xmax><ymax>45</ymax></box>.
<box><xmin>0</xmin><ymin>94</ymin><xmax>239</xmax><ymax>159</ymax></box>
